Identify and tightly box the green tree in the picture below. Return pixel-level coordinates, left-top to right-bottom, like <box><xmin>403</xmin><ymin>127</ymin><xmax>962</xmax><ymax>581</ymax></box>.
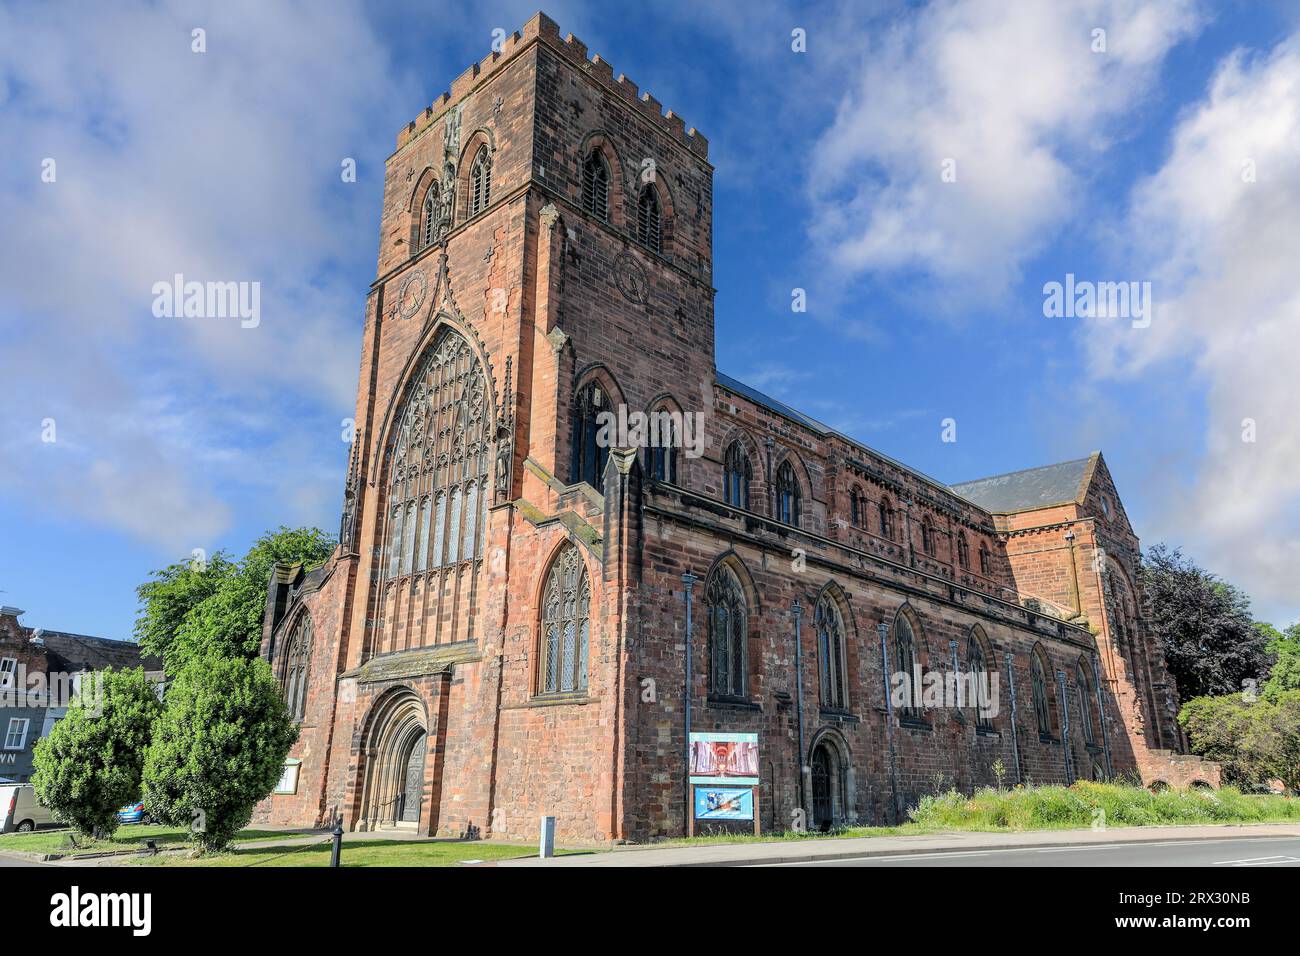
<box><xmin>1181</xmin><ymin>691</ymin><xmax>1300</xmax><ymax>793</ymax></box>
<box><xmin>1263</xmin><ymin>623</ymin><xmax>1300</xmax><ymax>700</ymax></box>
<box><xmin>134</xmin><ymin>551</ymin><xmax>236</xmax><ymax>663</ymax></box>
<box><xmin>142</xmin><ymin>651</ymin><xmax>298</xmax><ymax>852</ymax></box>
<box><xmin>136</xmin><ymin>526</ymin><xmax>333</xmax><ymax>674</ymax></box>
<box><xmin>30</xmin><ymin>667</ymin><xmax>163</xmax><ymax>840</ymax></box>
<box><xmin>1143</xmin><ymin>545</ymin><xmax>1270</xmax><ymax>698</ymax></box>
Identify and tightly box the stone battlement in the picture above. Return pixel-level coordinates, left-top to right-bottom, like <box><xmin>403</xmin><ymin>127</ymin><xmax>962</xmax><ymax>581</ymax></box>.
<box><xmin>396</xmin><ymin>12</ymin><xmax>708</xmax><ymax>159</ymax></box>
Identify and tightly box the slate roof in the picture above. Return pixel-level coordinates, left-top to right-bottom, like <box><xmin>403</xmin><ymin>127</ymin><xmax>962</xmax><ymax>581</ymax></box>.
<box><xmin>715</xmin><ymin>372</ymin><xmax>954</xmax><ymax>496</ymax></box>
<box><xmin>715</xmin><ymin>372</ymin><xmax>1100</xmax><ymax>519</ymax></box>
<box><xmin>35</xmin><ymin>630</ymin><xmax>163</xmax><ymax>673</ymax></box>
<box><xmin>948</xmin><ymin>456</ymin><xmax>1096</xmax><ymax>514</ymax></box>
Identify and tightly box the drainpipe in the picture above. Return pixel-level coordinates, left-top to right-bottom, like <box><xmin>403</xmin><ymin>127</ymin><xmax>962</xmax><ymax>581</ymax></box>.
<box><xmin>878</xmin><ymin>622</ymin><xmax>902</xmax><ymax>824</ymax></box>
<box><xmin>1006</xmin><ymin>652</ymin><xmax>1023</xmax><ymax>785</ymax></box>
<box><xmin>792</xmin><ymin>599</ymin><xmax>807</xmax><ymax>821</ymax></box>
<box><xmin>1058</xmin><ymin>669</ymin><xmax>1073</xmax><ymax>784</ymax></box>
<box><xmin>682</xmin><ymin>571</ymin><xmax>697</xmax><ymax>837</ymax></box>
<box><xmin>1093</xmin><ymin>649</ymin><xmax>1114</xmax><ymax>779</ymax></box>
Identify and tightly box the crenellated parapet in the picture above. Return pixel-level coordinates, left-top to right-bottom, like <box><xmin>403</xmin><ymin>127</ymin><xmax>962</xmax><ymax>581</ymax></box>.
<box><xmin>395</xmin><ymin>12</ymin><xmax>708</xmax><ymax>158</ymax></box>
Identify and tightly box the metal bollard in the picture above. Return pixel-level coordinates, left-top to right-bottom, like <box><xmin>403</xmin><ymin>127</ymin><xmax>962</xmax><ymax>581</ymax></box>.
<box><xmin>539</xmin><ymin>815</ymin><xmax>556</xmax><ymax>859</ymax></box>
<box><xmin>330</xmin><ymin>815</ymin><xmax>344</xmax><ymax>868</ymax></box>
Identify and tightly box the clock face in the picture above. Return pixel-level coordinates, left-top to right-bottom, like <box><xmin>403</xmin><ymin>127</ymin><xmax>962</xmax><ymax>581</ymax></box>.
<box><xmin>397</xmin><ymin>270</ymin><xmax>428</xmax><ymax>320</ymax></box>
<box><xmin>614</xmin><ymin>252</ymin><xmax>648</xmax><ymax>305</ymax></box>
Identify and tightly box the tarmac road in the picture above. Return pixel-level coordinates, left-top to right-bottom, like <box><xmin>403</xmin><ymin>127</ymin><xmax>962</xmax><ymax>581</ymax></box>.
<box><xmin>759</xmin><ymin>835</ymin><xmax>1300</xmax><ymax>866</ymax></box>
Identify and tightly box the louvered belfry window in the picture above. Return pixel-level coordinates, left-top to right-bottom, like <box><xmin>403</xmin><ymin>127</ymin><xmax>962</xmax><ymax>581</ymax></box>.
<box><xmin>637</xmin><ymin>185</ymin><xmax>661</xmax><ymax>253</ymax></box>
<box><xmin>376</xmin><ymin>327</ymin><xmax>490</xmax><ymax>651</ymax></box>
<box><xmin>469</xmin><ymin>146</ymin><xmax>492</xmax><ymax>217</ymax></box>
<box><xmin>420</xmin><ymin>184</ymin><xmax>438</xmax><ymax>251</ymax></box>
<box><xmin>540</xmin><ymin>545</ymin><xmax>590</xmax><ymax>695</ymax></box>
<box><xmin>582</xmin><ymin>150</ymin><xmax>609</xmax><ymax>221</ymax></box>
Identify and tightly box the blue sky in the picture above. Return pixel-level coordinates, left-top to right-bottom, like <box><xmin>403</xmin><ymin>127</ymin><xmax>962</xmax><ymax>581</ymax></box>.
<box><xmin>2</xmin><ymin>0</ymin><xmax>1299</xmax><ymax>640</ymax></box>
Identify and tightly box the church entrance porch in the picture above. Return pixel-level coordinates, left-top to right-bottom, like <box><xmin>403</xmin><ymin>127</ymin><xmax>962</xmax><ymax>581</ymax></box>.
<box><xmin>356</xmin><ymin>688</ymin><xmax>432</xmax><ymax>832</ymax></box>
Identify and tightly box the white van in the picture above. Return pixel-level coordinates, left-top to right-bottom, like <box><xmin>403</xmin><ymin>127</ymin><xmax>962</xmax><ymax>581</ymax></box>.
<box><xmin>0</xmin><ymin>783</ymin><xmax>56</xmax><ymax>833</ymax></box>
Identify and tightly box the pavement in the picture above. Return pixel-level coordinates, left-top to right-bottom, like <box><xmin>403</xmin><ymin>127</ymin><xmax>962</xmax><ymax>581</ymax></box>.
<box><xmin>495</xmin><ymin>823</ymin><xmax>1300</xmax><ymax>867</ymax></box>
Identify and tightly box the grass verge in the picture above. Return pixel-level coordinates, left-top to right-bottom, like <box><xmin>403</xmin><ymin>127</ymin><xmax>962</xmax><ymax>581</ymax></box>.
<box><xmin>655</xmin><ymin>783</ymin><xmax>1299</xmax><ymax>847</ymax></box>
<box><xmin>910</xmin><ymin>782</ymin><xmax>1300</xmax><ymax>830</ymax></box>
<box><xmin>0</xmin><ymin>824</ymin><xmax>283</xmax><ymax>856</ymax></box>
<box><xmin>133</xmin><ymin>839</ymin><xmax>566</xmax><ymax>867</ymax></box>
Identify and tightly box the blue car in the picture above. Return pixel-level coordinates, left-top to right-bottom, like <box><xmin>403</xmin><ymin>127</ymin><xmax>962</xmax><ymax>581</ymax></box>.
<box><xmin>116</xmin><ymin>801</ymin><xmax>153</xmax><ymax>825</ymax></box>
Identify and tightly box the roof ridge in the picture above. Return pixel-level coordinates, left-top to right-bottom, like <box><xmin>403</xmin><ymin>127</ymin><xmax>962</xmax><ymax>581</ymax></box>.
<box><xmin>950</xmin><ymin>453</ymin><xmax>1097</xmax><ymax>489</ymax></box>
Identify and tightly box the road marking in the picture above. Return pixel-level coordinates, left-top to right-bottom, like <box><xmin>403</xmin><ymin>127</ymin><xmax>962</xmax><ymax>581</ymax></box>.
<box><xmin>759</xmin><ymin>836</ymin><xmax>1300</xmax><ymax>867</ymax></box>
<box><xmin>1212</xmin><ymin>855</ymin><xmax>1300</xmax><ymax>866</ymax></box>
<box><xmin>759</xmin><ymin>850</ymin><xmax>995</xmax><ymax>866</ymax></box>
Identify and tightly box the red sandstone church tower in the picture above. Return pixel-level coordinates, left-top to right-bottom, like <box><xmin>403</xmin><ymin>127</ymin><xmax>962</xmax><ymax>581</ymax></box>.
<box><xmin>255</xmin><ymin>13</ymin><xmax>1215</xmax><ymax>843</ymax></box>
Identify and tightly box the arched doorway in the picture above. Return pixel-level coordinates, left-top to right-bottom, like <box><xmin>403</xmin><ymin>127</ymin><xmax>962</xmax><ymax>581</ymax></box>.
<box><xmin>807</xmin><ymin>732</ymin><xmax>853</xmax><ymax>831</ymax></box>
<box><xmin>358</xmin><ymin>690</ymin><xmax>429</xmax><ymax>831</ymax></box>
<box><xmin>810</xmin><ymin>744</ymin><xmax>834</xmax><ymax>831</ymax></box>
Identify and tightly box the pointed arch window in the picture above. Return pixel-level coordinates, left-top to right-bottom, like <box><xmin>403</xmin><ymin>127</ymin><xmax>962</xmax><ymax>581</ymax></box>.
<box><xmin>879</xmin><ymin>498</ymin><xmax>895</xmax><ymax>540</ymax></box>
<box><xmin>706</xmin><ymin>564</ymin><xmax>748</xmax><ymax>699</ymax></box>
<box><xmin>582</xmin><ymin>149</ymin><xmax>609</xmax><ymax>221</ymax></box>
<box><xmin>850</xmin><ymin>485</ymin><xmax>868</xmax><ymax>529</ymax></box>
<box><xmin>377</xmin><ymin>328</ymin><xmax>490</xmax><ymax>647</ymax></box>
<box><xmin>1076</xmin><ymin>658</ymin><xmax>1097</xmax><ymax>747</ymax></box>
<box><xmin>921</xmin><ymin>516</ymin><xmax>936</xmax><ymax>556</ymax></box>
<box><xmin>979</xmin><ymin>541</ymin><xmax>992</xmax><ymax>574</ymax></box>
<box><xmin>647</xmin><ymin>407</ymin><xmax>677</xmax><ymax>483</ymax></box>
<box><xmin>571</xmin><ymin>381</ymin><xmax>609</xmax><ymax>488</ymax></box>
<box><xmin>776</xmin><ymin>460</ymin><xmax>801</xmax><ymax>526</ymax></box>
<box><xmin>636</xmin><ymin>184</ymin><xmax>661</xmax><ymax>253</ymax></box>
<box><xmin>281</xmin><ymin>613</ymin><xmax>313</xmax><ymax>722</ymax></box>
<box><xmin>419</xmin><ymin>184</ymin><xmax>439</xmax><ymax>251</ymax></box>
<box><xmin>724</xmin><ymin>441</ymin><xmax>752</xmax><ymax>509</ymax></box>
<box><xmin>966</xmin><ymin>628</ymin><xmax>995</xmax><ymax>732</ymax></box>
<box><xmin>816</xmin><ymin>594</ymin><xmax>848</xmax><ymax>710</ymax></box>
<box><xmin>893</xmin><ymin>612</ymin><xmax>923</xmax><ymax>722</ymax></box>
<box><xmin>469</xmin><ymin>145</ymin><xmax>492</xmax><ymax>217</ymax></box>
<box><xmin>957</xmin><ymin>531</ymin><xmax>970</xmax><ymax>569</ymax></box>
<box><xmin>539</xmin><ymin>546</ymin><xmax>590</xmax><ymax>695</ymax></box>
<box><xmin>1031</xmin><ymin>646</ymin><xmax>1054</xmax><ymax>738</ymax></box>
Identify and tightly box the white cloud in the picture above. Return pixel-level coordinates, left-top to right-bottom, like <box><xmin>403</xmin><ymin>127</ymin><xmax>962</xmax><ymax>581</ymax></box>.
<box><xmin>807</xmin><ymin>0</ymin><xmax>1202</xmax><ymax>296</ymax></box>
<box><xmin>1086</xmin><ymin>34</ymin><xmax>1300</xmax><ymax>621</ymax></box>
<box><xmin>0</xmin><ymin>0</ymin><xmax>407</xmax><ymax>550</ymax></box>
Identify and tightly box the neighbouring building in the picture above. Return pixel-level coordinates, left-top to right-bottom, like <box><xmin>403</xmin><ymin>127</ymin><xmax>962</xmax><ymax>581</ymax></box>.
<box><xmin>254</xmin><ymin>12</ymin><xmax>1218</xmax><ymax>843</ymax></box>
<box><xmin>0</xmin><ymin>606</ymin><xmax>163</xmax><ymax>783</ymax></box>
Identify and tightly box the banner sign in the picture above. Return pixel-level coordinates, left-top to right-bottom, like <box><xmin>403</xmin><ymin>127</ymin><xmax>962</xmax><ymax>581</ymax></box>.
<box><xmin>688</xmin><ymin>731</ymin><xmax>759</xmax><ymax>785</ymax></box>
<box><xmin>694</xmin><ymin>786</ymin><xmax>755</xmax><ymax>821</ymax></box>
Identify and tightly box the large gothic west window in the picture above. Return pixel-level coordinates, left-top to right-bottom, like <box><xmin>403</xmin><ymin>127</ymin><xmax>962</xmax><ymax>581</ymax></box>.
<box><xmin>816</xmin><ymin>594</ymin><xmax>848</xmax><ymax>710</ymax></box>
<box><xmin>724</xmin><ymin>441</ymin><xmax>752</xmax><ymax>509</ymax></box>
<box><xmin>571</xmin><ymin>381</ymin><xmax>609</xmax><ymax>488</ymax></box>
<box><xmin>281</xmin><ymin>613</ymin><xmax>312</xmax><ymax>722</ymax></box>
<box><xmin>706</xmin><ymin>564</ymin><xmax>747</xmax><ymax>699</ymax></box>
<box><xmin>377</xmin><ymin>327</ymin><xmax>490</xmax><ymax>650</ymax></box>
<box><xmin>539</xmin><ymin>545</ymin><xmax>590</xmax><ymax>695</ymax></box>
